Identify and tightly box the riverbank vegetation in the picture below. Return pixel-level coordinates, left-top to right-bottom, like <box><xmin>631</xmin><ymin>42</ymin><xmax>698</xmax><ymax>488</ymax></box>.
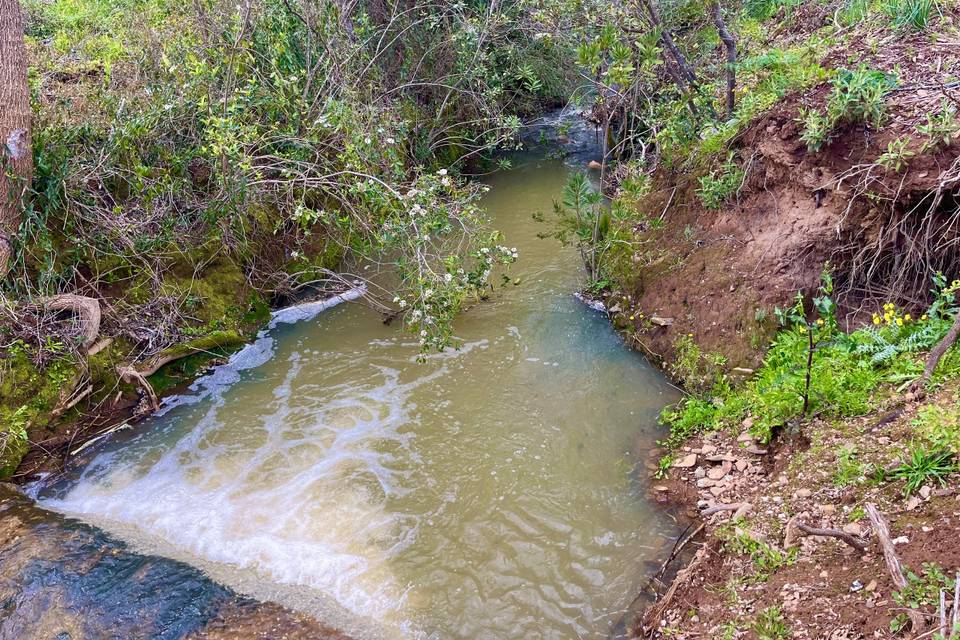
<box><xmin>0</xmin><ymin>0</ymin><xmax>574</xmax><ymax>476</ymax></box>
<box><xmin>4</xmin><ymin>0</ymin><xmax>960</xmax><ymax>635</ymax></box>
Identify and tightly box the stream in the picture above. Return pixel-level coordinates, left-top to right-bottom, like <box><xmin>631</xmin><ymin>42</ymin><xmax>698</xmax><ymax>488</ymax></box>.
<box><xmin>5</xmin><ymin>113</ymin><xmax>682</xmax><ymax>639</ymax></box>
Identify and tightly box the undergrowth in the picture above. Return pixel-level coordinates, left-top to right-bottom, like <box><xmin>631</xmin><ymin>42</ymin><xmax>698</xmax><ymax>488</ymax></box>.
<box><xmin>660</xmin><ymin>273</ymin><xmax>960</xmax><ymax>448</ymax></box>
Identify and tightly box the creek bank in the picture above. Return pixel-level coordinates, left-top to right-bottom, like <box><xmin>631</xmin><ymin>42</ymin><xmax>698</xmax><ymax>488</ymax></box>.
<box><xmin>636</xmin><ymin>382</ymin><xmax>960</xmax><ymax>639</ymax></box>
<box><xmin>3</xmin><ymin>283</ymin><xmax>360</xmax><ymax>482</ymax></box>
<box><xmin>600</xmin><ymin>21</ymin><xmax>960</xmax><ymax>633</ymax></box>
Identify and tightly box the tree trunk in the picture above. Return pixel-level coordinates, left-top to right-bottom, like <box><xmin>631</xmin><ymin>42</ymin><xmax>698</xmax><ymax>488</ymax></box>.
<box><xmin>0</xmin><ymin>0</ymin><xmax>31</xmax><ymax>278</ymax></box>
<box><xmin>638</xmin><ymin>0</ymin><xmax>698</xmax><ymax>86</ymax></box>
<box><xmin>710</xmin><ymin>2</ymin><xmax>737</xmax><ymax>118</ymax></box>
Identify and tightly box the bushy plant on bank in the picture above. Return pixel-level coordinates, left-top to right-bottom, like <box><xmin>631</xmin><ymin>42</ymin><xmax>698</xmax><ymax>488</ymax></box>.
<box><xmin>7</xmin><ymin>0</ymin><xmax>572</xmax><ymax>355</ymax></box>
<box><xmin>658</xmin><ymin>270</ymin><xmax>960</xmax><ymax>492</ymax></box>
<box><xmin>0</xmin><ymin>0</ymin><xmax>579</xmax><ymax>475</ymax></box>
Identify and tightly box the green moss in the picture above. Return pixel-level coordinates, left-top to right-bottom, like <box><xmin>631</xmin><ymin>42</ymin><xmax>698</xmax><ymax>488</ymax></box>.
<box><xmin>0</xmin><ymin>351</ymin><xmax>79</xmax><ymax>479</ymax></box>
<box><xmin>146</xmin><ymin>330</ymin><xmax>247</xmax><ymax>395</ymax></box>
<box><xmin>161</xmin><ymin>257</ymin><xmax>249</xmax><ymax>328</ymax></box>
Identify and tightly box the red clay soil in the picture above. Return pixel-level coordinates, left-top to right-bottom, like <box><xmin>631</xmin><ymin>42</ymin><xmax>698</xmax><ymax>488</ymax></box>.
<box><xmin>606</xmin><ymin>24</ymin><xmax>960</xmax><ymax>374</ymax></box>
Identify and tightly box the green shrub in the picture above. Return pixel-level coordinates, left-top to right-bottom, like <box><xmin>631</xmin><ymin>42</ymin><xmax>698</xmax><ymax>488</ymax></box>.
<box><xmin>838</xmin><ymin>0</ymin><xmax>872</xmax><ymax>25</ymax></box>
<box><xmin>917</xmin><ymin>103</ymin><xmax>960</xmax><ymax>150</ymax></box>
<box><xmin>877</xmin><ymin>136</ymin><xmax>915</xmax><ymax>172</ymax></box>
<box><xmin>913</xmin><ymin>402</ymin><xmax>960</xmax><ymax>454</ymax></box>
<box><xmin>697</xmin><ymin>155</ymin><xmax>745</xmax><ymax>210</ymax></box>
<box><xmin>744</xmin><ymin>0</ymin><xmax>803</xmax><ymax>20</ymax></box>
<box><xmin>800</xmin><ymin>67</ymin><xmax>896</xmax><ymax>151</ymax></box>
<box><xmin>894</xmin><ymin>562</ymin><xmax>956</xmax><ymax>609</ymax></box>
<box><xmin>753</xmin><ymin>605</ymin><xmax>791</xmax><ymax>640</ymax></box>
<box><xmin>889</xmin><ymin>445</ymin><xmax>955</xmax><ymax>495</ymax></box>
<box><xmin>660</xmin><ymin>276</ymin><xmax>958</xmax><ymax>446</ymax></box>
<box><xmin>721</xmin><ymin>523</ymin><xmax>798</xmax><ymax>582</ymax></box>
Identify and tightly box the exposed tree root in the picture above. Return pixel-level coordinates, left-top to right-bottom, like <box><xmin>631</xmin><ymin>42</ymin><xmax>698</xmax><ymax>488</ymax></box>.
<box><xmin>40</xmin><ymin>294</ymin><xmax>101</xmax><ymax>350</ymax></box>
<box><xmin>114</xmin><ymin>345</ymin><xmax>221</xmax><ymax>415</ymax></box>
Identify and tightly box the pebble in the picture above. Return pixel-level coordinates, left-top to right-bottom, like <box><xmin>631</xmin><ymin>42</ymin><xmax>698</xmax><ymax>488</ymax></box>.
<box><xmin>892</xmin><ymin>536</ymin><xmax>909</xmax><ymax>545</ymax></box>
<box><xmin>865</xmin><ymin>579</ymin><xmax>877</xmax><ymax>593</ymax></box>
<box><xmin>709</xmin><ymin>485</ymin><xmax>727</xmax><ymax>497</ymax></box>
<box><xmin>673</xmin><ymin>453</ymin><xmax>698</xmax><ymax>468</ymax></box>
<box><xmin>820</xmin><ymin>504</ymin><xmax>836</xmax><ymax>515</ymax></box>
<box><xmin>919</xmin><ymin>485</ymin><xmax>932</xmax><ymax>499</ymax></box>
<box><xmin>735</xmin><ymin>459</ymin><xmax>748</xmax><ymax>472</ymax></box>
<box><xmin>843</xmin><ymin>523</ymin><xmax>863</xmax><ymax>536</ymax></box>
<box><xmin>697</xmin><ymin>478</ymin><xmax>716</xmax><ymax>488</ymax></box>
<box><xmin>707</xmin><ymin>462</ymin><xmax>731</xmax><ymax>480</ymax></box>
<box><xmin>706</xmin><ymin>453</ymin><xmax>736</xmax><ymax>463</ymax></box>
<box><xmin>654</xmin><ymin>485</ymin><xmax>669</xmax><ymax>492</ymax></box>
<box><xmin>694</xmin><ymin>467</ymin><xmax>706</xmax><ymax>479</ymax></box>
<box><xmin>795</xmin><ymin>488</ymin><xmax>812</xmax><ymax>499</ymax></box>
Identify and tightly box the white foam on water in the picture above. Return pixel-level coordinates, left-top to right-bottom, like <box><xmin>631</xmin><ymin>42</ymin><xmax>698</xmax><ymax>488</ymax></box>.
<box><xmin>154</xmin><ymin>287</ymin><xmax>366</xmax><ymax>416</ymax></box>
<box><xmin>39</xmin><ymin>286</ymin><xmax>430</xmax><ymax>638</ymax></box>
<box><xmin>45</xmin><ymin>363</ymin><xmax>420</xmax><ymax>637</ymax></box>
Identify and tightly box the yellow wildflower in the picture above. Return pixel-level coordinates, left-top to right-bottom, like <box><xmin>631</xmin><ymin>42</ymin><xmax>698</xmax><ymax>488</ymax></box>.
<box><xmin>896</xmin><ymin>318</ymin><xmax>904</xmax><ymax>326</ymax></box>
<box><xmin>873</xmin><ymin>316</ymin><xmax>881</xmax><ymax>325</ymax></box>
<box><xmin>922</xmin><ymin>314</ymin><xmax>928</xmax><ymax>321</ymax></box>
<box><xmin>904</xmin><ymin>314</ymin><xmax>911</xmax><ymax>321</ymax></box>
<box><xmin>816</xmin><ymin>318</ymin><xmax>824</xmax><ymax>325</ymax></box>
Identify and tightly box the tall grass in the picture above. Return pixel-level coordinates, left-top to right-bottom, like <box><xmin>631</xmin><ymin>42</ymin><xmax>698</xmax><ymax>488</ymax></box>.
<box><xmin>884</xmin><ymin>0</ymin><xmax>938</xmax><ymax>30</ymax></box>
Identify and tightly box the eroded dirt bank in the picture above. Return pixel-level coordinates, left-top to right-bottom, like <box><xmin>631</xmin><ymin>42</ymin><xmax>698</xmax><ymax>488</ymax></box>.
<box><xmin>607</xmin><ymin>11</ymin><xmax>960</xmax><ymax>637</ymax></box>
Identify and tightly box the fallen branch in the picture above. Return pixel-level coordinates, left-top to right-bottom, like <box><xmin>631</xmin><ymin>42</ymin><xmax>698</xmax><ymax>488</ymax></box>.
<box><xmin>867</xmin><ymin>502</ymin><xmax>926</xmax><ymax>634</ymax></box>
<box><xmin>911</xmin><ymin>309</ymin><xmax>960</xmax><ymax>394</ymax></box>
<box><xmin>701</xmin><ymin>502</ymin><xmax>748</xmax><ymax>516</ymax></box>
<box><xmin>650</xmin><ymin>522</ymin><xmax>706</xmax><ymax>587</ymax></box>
<box><xmin>795</xmin><ymin>521</ymin><xmax>869</xmax><ymax>552</ymax></box>
<box><xmin>642</xmin><ymin>544</ymin><xmax>711</xmax><ymax>634</ymax></box>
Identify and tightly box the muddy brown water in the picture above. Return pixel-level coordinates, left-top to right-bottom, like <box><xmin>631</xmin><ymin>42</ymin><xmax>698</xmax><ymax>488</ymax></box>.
<box><xmin>12</xmin><ymin>136</ymin><xmax>681</xmax><ymax>639</ymax></box>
